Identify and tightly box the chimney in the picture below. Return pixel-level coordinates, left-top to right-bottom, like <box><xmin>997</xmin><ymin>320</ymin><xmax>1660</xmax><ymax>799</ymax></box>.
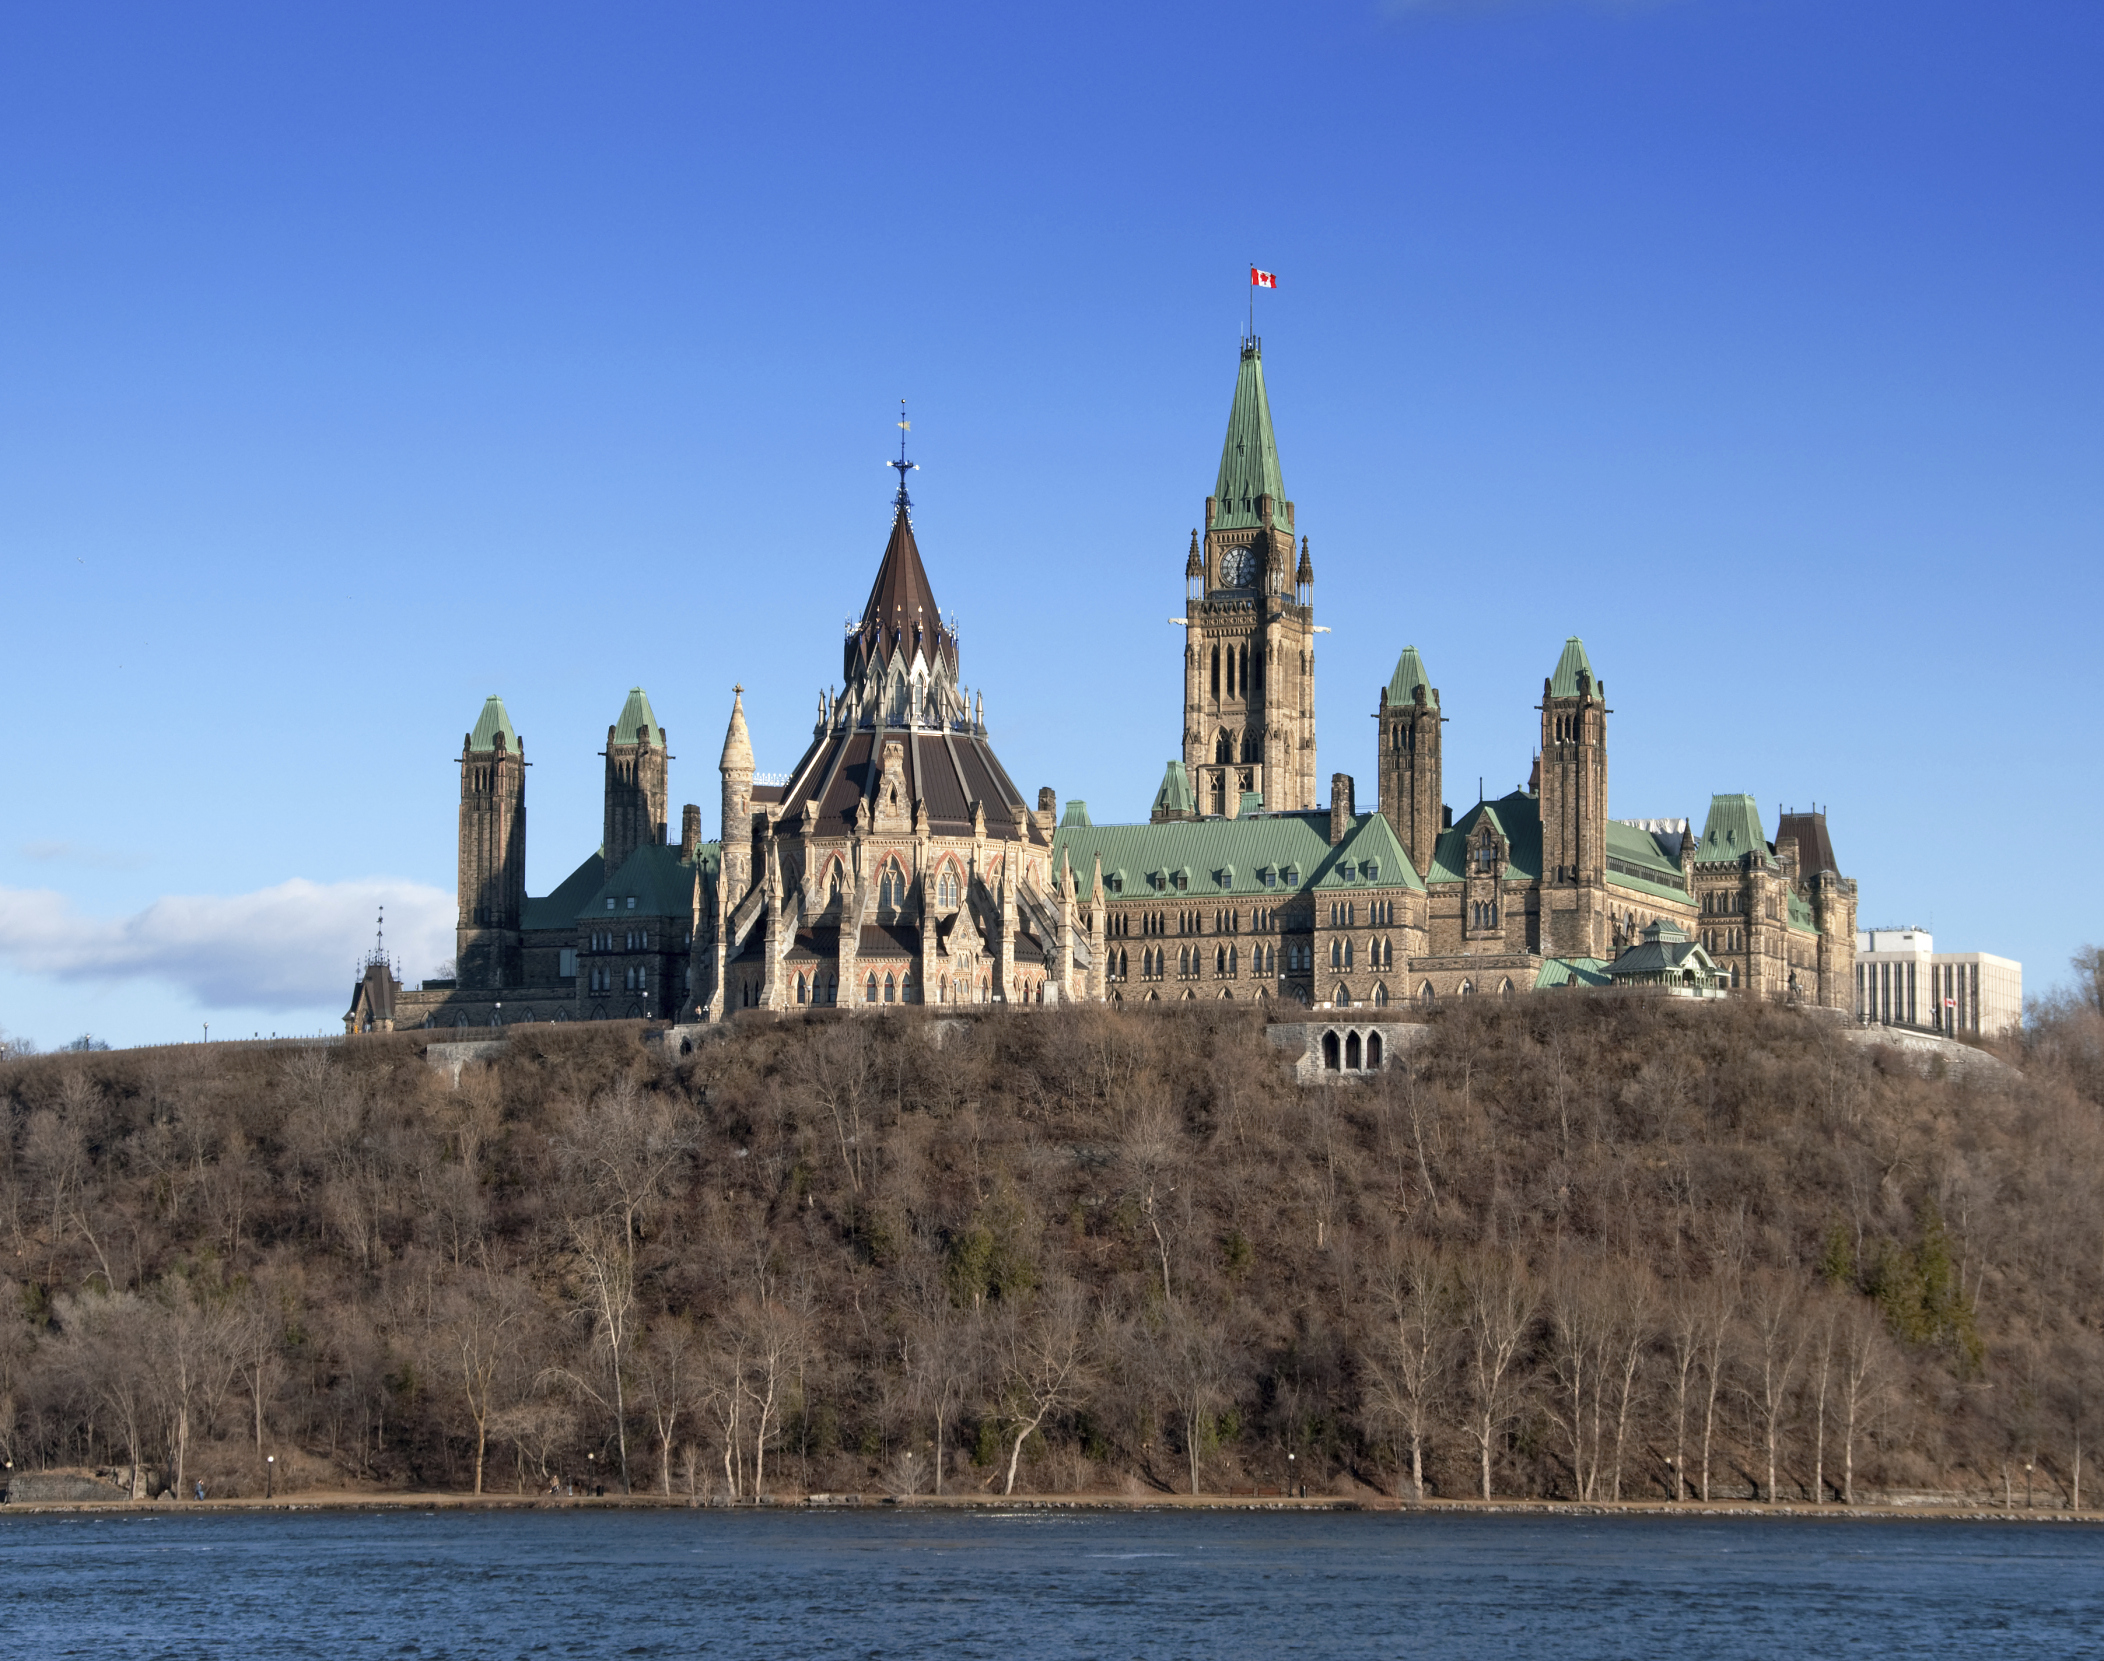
<box><xmin>1329</xmin><ymin>773</ymin><xmax>1355</xmax><ymax>845</ymax></box>
<box><xmin>681</xmin><ymin>803</ymin><xmax>702</xmax><ymax>860</ymax></box>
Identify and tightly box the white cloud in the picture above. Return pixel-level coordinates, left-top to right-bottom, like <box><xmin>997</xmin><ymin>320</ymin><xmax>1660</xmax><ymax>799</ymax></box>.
<box><xmin>0</xmin><ymin>878</ymin><xmax>452</xmax><ymax>1012</ymax></box>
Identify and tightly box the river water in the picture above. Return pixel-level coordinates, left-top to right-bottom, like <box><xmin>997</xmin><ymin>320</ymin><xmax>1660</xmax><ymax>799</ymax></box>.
<box><xmin>0</xmin><ymin>1507</ymin><xmax>2098</xmax><ymax>1659</ymax></box>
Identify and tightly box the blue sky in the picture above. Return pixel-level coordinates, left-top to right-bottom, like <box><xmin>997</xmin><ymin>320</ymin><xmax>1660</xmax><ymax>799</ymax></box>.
<box><xmin>1</xmin><ymin>0</ymin><xmax>2098</xmax><ymax>1047</ymax></box>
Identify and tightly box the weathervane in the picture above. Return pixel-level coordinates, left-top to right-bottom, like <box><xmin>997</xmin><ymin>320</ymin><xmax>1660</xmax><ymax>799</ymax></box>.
<box><xmin>889</xmin><ymin>400</ymin><xmax>918</xmax><ymax>513</ymax></box>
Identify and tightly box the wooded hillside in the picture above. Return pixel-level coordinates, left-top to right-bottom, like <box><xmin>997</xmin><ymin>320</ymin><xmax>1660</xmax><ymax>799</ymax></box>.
<box><xmin>3</xmin><ymin>984</ymin><xmax>2100</xmax><ymax>1507</ymax></box>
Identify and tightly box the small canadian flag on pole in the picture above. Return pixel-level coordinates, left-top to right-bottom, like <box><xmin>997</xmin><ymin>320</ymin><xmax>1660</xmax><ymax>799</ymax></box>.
<box><xmin>1250</xmin><ymin>267</ymin><xmax>1278</xmax><ymax>288</ymax></box>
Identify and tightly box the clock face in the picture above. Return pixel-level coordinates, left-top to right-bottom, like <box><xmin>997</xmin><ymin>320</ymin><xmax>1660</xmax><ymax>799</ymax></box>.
<box><xmin>1219</xmin><ymin>546</ymin><xmax>1255</xmax><ymax>589</ymax></box>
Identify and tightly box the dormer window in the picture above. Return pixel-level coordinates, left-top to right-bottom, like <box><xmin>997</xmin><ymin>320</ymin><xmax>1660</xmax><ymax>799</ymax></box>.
<box><xmin>626</xmin><ymin>896</ymin><xmax>637</xmax><ymax>910</ymax></box>
<box><xmin>1472</xmin><ymin>839</ymin><xmax>1500</xmax><ymax>876</ymax></box>
<box><xmin>1363</xmin><ymin>860</ymin><xmax>1380</xmax><ymax>883</ymax></box>
<box><xmin>1283</xmin><ymin>865</ymin><xmax>1301</xmax><ymax>887</ymax></box>
<box><xmin>1260</xmin><ymin>866</ymin><xmax>1278</xmax><ymax>889</ymax></box>
<box><xmin>606</xmin><ymin>898</ymin><xmax>617</xmax><ymax>912</ymax></box>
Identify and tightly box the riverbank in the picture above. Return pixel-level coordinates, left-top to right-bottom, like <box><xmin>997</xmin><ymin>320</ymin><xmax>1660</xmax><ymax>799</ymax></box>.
<box><xmin>3</xmin><ymin>1488</ymin><xmax>2097</xmax><ymax>1523</ymax></box>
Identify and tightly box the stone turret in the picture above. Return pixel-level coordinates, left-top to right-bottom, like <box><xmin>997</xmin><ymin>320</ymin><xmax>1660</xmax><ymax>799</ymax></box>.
<box><xmin>603</xmin><ymin>687</ymin><xmax>669</xmax><ymax>877</ymax></box>
<box><xmin>719</xmin><ymin>686</ymin><xmax>754</xmax><ymax>907</ymax></box>
<box><xmin>456</xmin><ymin>695</ymin><xmax>526</xmax><ymax>990</ymax></box>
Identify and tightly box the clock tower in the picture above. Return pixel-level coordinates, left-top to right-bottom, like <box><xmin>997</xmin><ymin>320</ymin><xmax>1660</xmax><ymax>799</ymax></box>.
<box><xmin>1180</xmin><ymin>336</ymin><xmax>1318</xmax><ymax>815</ymax></box>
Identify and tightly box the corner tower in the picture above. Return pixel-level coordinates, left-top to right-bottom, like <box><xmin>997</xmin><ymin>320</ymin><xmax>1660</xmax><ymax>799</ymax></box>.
<box><xmin>602</xmin><ymin>687</ymin><xmax>669</xmax><ymax>877</ymax></box>
<box><xmin>1181</xmin><ymin>337</ymin><xmax>1317</xmax><ymax>816</ymax></box>
<box><xmin>1377</xmin><ymin>645</ymin><xmax>1443</xmax><ymax>878</ymax></box>
<box><xmin>1538</xmin><ymin>637</ymin><xmax>1610</xmax><ymax>957</ymax></box>
<box><xmin>456</xmin><ymin>695</ymin><xmax>526</xmax><ymax>990</ymax></box>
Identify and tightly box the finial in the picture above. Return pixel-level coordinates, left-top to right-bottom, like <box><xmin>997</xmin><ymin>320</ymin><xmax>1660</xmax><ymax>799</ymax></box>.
<box><xmin>889</xmin><ymin>400</ymin><xmax>919</xmax><ymax>514</ymax></box>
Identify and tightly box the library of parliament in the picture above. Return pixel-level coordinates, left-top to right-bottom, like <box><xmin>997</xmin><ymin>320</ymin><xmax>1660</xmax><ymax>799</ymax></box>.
<box><xmin>351</xmin><ymin>337</ymin><xmax>1857</xmax><ymax>1033</ymax></box>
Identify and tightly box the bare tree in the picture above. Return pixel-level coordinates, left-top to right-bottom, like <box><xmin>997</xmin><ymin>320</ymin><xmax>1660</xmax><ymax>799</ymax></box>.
<box><xmin>1743</xmin><ymin>1272</ymin><xmax>1806</xmax><ymax>1503</ymax></box>
<box><xmin>634</xmin><ymin>1318</ymin><xmax>700</xmax><ymax>1496</ymax></box>
<box><xmin>788</xmin><ymin>1023</ymin><xmax>876</xmax><ymax>1194</ymax></box>
<box><xmin>1460</xmin><ymin>1251</ymin><xmax>1535</xmax><ymax>1500</ymax></box>
<box><xmin>1695</xmin><ymin>1273</ymin><xmax>1739</xmax><ymax>1503</ymax></box>
<box><xmin>563</xmin><ymin>1214</ymin><xmax>639</xmax><ymax>1491</ymax></box>
<box><xmin>429</xmin><ymin>1266</ymin><xmax>535</xmax><ymax>1496</ymax></box>
<box><xmin>1163</xmin><ymin>1302</ymin><xmax>1229</xmax><ymax>1496</ymax></box>
<box><xmin>738</xmin><ymin>1298</ymin><xmax>809</xmax><ymax>1499</ymax></box>
<box><xmin>52</xmin><ymin>1291</ymin><xmax>157</xmax><ymax>1497</ymax></box>
<box><xmin>905</xmin><ymin>1300</ymin><xmax>978</xmax><ymax>1496</ymax></box>
<box><xmin>1545</xmin><ymin>1261</ymin><xmax>1612</xmax><ymax>1500</ymax></box>
<box><xmin>158</xmin><ymin>1278</ymin><xmax>241</xmax><ymax>1496</ymax></box>
<box><xmin>1364</xmin><ymin>1241</ymin><xmax>1452</xmax><ymax>1501</ymax></box>
<box><xmin>1837</xmin><ymin>1299</ymin><xmax>1888</xmax><ymax>1505</ymax></box>
<box><xmin>993</xmin><ymin>1282</ymin><xmax>1093</xmax><ymax>1496</ymax></box>
<box><xmin>1603</xmin><ymin>1269</ymin><xmax>1657</xmax><ymax>1501</ymax></box>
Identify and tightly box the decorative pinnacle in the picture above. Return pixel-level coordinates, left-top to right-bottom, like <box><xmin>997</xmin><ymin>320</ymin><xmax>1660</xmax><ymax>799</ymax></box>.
<box><xmin>889</xmin><ymin>400</ymin><xmax>919</xmax><ymax>512</ymax></box>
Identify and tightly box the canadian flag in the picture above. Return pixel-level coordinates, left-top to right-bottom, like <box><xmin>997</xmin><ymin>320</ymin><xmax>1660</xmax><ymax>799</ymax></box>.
<box><xmin>1250</xmin><ymin>267</ymin><xmax>1278</xmax><ymax>289</ymax></box>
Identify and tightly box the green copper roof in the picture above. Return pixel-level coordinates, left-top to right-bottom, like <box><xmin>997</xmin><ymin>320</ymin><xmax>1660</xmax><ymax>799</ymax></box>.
<box><xmin>1386</xmin><ymin>645</ymin><xmax>1437</xmax><ymax>708</ymax></box>
<box><xmin>1537</xmin><ymin>957</ymin><xmax>1612</xmax><ymax>990</ymax></box>
<box><xmin>1053</xmin><ymin>811</ymin><xmax>1423</xmax><ymax>902</ymax></box>
<box><xmin>1153</xmin><ymin>760</ymin><xmax>1194</xmax><ymax>815</ymax></box>
<box><xmin>1059</xmin><ymin>800</ymin><xmax>1093</xmax><ymax>828</ymax></box>
<box><xmin>522</xmin><ymin>851</ymin><xmax>607</xmax><ymax>932</ymax></box>
<box><xmin>1696</xmin><ymin>794</ymin><xmax>1768</xmax><ymax>865</ymax></box>
<box><xmin>1548</xmin><ymin>637</ymin><xmax>1597</xmax><ymax>698</ymax></box>
<box><xmin>1212</xmin><ymin>343</ymin><xmax>1287</xmax><ymax>532</ymax></box>
<box><xmin>1427</xmin><ymin>791</ymin><xmax>1543</xmax><ymax>884</ymax></box>
<box><xmin>612</xmin><ymin>686</ymin><xmax>661</xmax><ymax>746</ymax></box>
<box><xmin>468</xmin><ymin>695</ymin><xmax>518</xmax><ymax>752</ymax></box>
<box><xmin>1314</xmin><ymin>809</ymin><xmax>1425</xmax><ymax>892</ymax></box>
<box><xmin>582</xmin><ymin>841</ymin><xmax>702</xmax><ymax>921</ymax></box>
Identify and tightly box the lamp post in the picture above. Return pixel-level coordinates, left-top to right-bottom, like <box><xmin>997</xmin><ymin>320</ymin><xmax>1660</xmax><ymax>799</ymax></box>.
<box><xmin>2027</xmin><ymin>1460</ymin><xmax>2035</xmax><ymax>1509</ymax></box>
<box><xmin>265</xmin><ymin>1455</ymin><xmax>275</xmax><ymax>1500</ymax></box>
<box><xmin>1287</xmin><ymin>1450</ymin><xmax>1297</xmax><ymax>1499</ymax></box>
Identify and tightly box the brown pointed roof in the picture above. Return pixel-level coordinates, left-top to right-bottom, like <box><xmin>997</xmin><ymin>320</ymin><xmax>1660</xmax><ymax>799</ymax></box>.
<box><xmin>847</xmin><ymin>506</ymin><xmax>958</xmax><ymax>681</ymax></box>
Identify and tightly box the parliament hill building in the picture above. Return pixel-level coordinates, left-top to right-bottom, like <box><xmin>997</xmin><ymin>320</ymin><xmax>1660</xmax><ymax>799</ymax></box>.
<box><xmin>355</xmin><ymin>336</ymin><xmax>1856</xmax><ymax>1033</ymax></box>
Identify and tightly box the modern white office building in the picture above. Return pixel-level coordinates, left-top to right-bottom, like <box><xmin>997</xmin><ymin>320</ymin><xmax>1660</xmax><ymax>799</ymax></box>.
<box><xmin>1854</xmin><ymin>927</ymin><xmax>2022</xmax><ymax>1038</ymax></box>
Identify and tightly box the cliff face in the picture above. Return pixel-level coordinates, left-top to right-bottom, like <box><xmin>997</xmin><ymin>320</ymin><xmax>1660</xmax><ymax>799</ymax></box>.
<box><xmin>0</xmin><ymin>997</ymin><xmax>2092</xmax><ymax>1505</ymax></box>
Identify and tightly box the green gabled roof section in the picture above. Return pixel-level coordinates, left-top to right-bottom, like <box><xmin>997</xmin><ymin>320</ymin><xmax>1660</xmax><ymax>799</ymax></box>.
<box><xmin>1602</xmin><ymin>819</ymin><xmax>1687</xmax><ymax>900</ymax></box>
<box><xmin>612</xmin><ymin>687</ymin><xmax>661</xmax><ymax>746</ymax></box>
<box><xmin>1696</xmin><ymin>794</ymin><xmax>1768</xmax><ymax>865</ymax></box>
<box><xmin>582</xmin><ymin>841</ymin><xmax>702</xmax><ymax>922</ymax></box>
<box><xmin>1547</xmin><ymin>637</ymin><xmax>1597</xmax><ymax>697</ymax></box>
<box><xmin>522</xmin><ymin>850</ymin><xmax>609</xmax><ymax>932</ymax></box>
<box><xmin>1153</xmin><ymin>760</ymin><xmax>1194</xmax><ymax>816</ymax></box>
<box><xmin>1537</xmin><ymin>958</ymin><xmax>1612</xmax><ymax>989</ymax></box>
<box><xmin>468</xmin><ymin>695</ymin><xmax>518</xmax><ymax>752</ymax></box>
<box><xmin>1605</xmin><ymin>820</ymin><xmax>1683</xmax><ymax>879</ymax></box>
<box><xmin>1788</xmin><ymin>891</ymin><xmax>1818</xmax><ymax>934</ymax></box>
<box><xmin>1060</xmin><ymin>800</ymin><xmax>1093</xmax><ymax>828</ymax></box>
<box><xmin>1212</xmin><ymin>344</ymin><xmax>1287</xmax><ymax>532</ymax></box>
<box><xmin>1053</xmin><ymin>811</ymin><xmax>1417</xmax><ymax>902</ymax></box>
<box><xmin>1386</xmin><ymin>645</ymin><xmax>1437</xmax><ymax>708</ymax></box>
<box><xmin>1313</xmin><ymin>810</ymin><xmax>1425</xmax><ymax>892</ymax></box>
<box><xmin>1426</xmin><ymin>790</ymin><xmax>1543</xmax><ymax>884</ymax></box>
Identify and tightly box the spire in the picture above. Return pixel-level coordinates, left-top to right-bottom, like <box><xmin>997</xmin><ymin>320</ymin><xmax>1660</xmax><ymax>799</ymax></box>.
<box><xmin>1296</xmin><ymin>535</ymin><xmax>1313</xmax><ymax>588</ymax></box>
<box><xmin>1184</xmin><ymin>530</ymin><xmax>1202</xmax><ymax>581</ymax></box>
<box><xmin>612</xmin><ymin>687</ymin><xmax>661</xmax><ymax>747</ymax></box>
<box><xmin>1385</xmin><ymin>645</ymin><xmax>1437</xmax><ymax>708</ymax></box>
<box><xmin>719</xmin><ymin>685</ymin><xmax>753</xmax><ymax>774</ymax></box>
<box><xmin>1548</xmin><ymin>637</ymin><xmax>1597</xmax><ymax>698</ymax></box>
<box><xmin>467</xmin><ymin>695</ymin><xmax>518</xmax><ymax>753</ymax></box>
<box><xmin>849</xmin><ymin>408</ymin><xmax>958</xmax><ymax>681</ymax></box>
<box><xmin>1213</xmin><ymin>340</ymin><xmax>1288</xmax><ymax>530</ymax></box>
